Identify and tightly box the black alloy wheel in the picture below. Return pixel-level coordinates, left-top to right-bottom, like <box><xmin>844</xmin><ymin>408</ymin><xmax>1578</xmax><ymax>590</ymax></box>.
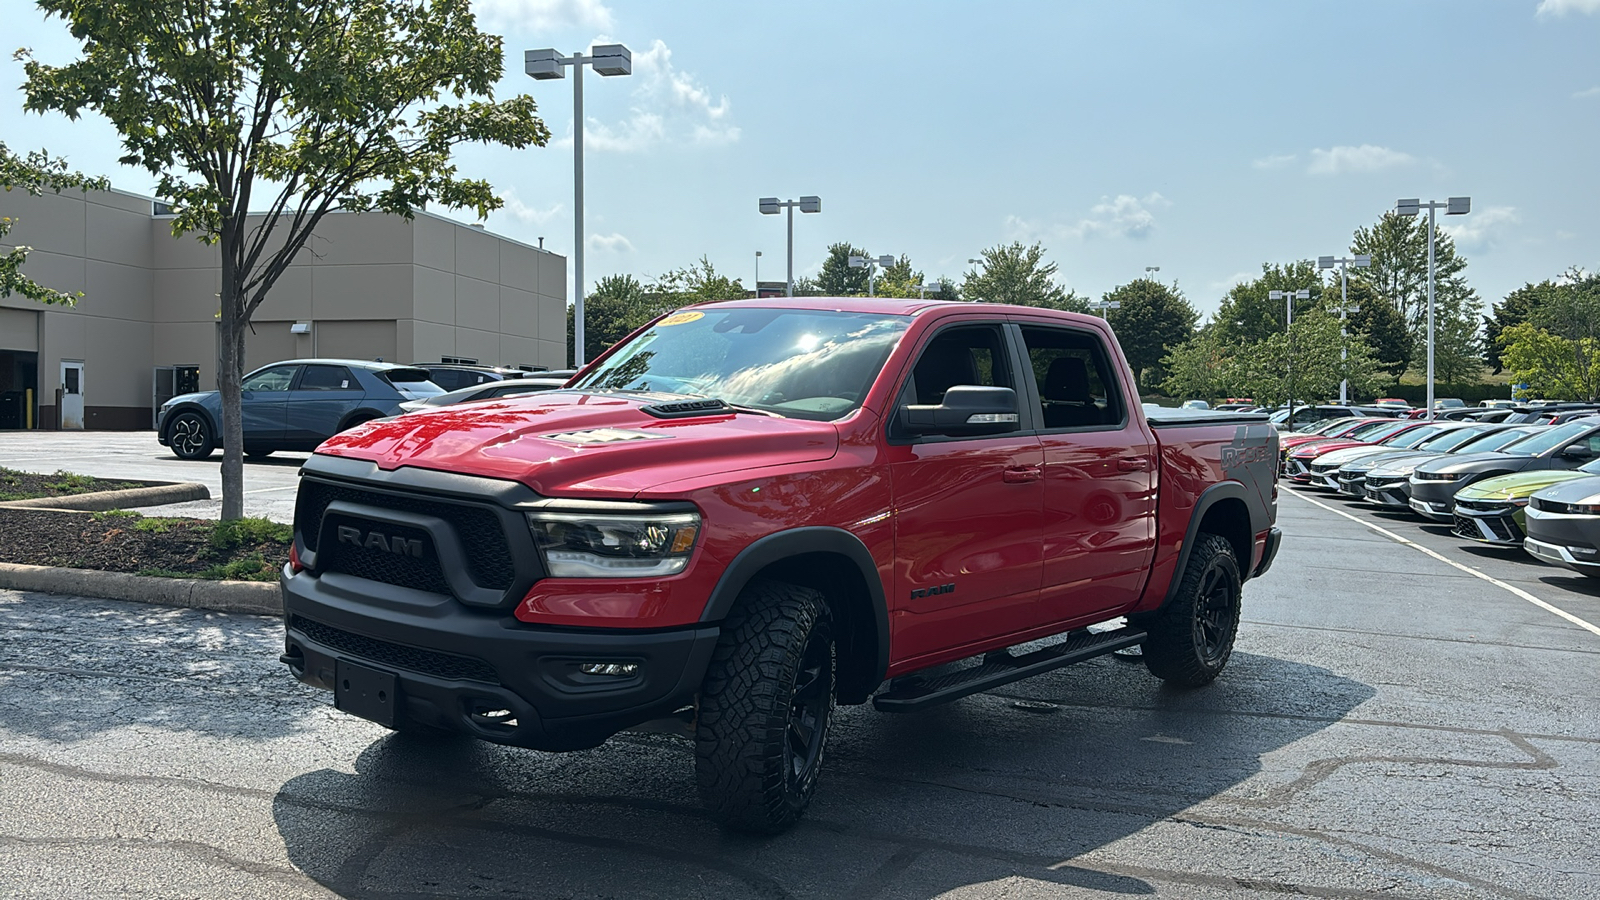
<box><xmin>168</xmin><ymin>412</ymin><xmax>215</xmax><ymax>460</ymax></box>
<box><xmin>785</xmin><ymin>625</ymin><xmax>833</xmax><ymax>792</ymax></box>
<box><xmin>1141</xmin><ymin>533</ymin><xmax>1242</xmax><ymax>687</ymax></box>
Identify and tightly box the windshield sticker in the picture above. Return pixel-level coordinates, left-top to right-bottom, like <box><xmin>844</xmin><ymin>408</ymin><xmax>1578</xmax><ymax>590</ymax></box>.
<box><xmin>657</xmin><ymin>311</ymin><xmax>705</xmax><ymax>327</ymax></box>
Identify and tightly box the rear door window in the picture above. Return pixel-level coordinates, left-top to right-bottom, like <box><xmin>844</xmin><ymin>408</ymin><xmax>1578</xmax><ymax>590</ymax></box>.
<box><xmin>296</xmin><ymin>364</ymin><xmax>356</xmax><ymax>391</ymax></box>
<box><xmin>1018</xmin><ymin>325</ymin><xmax>1126</xmax><ymax>431</ymax></box>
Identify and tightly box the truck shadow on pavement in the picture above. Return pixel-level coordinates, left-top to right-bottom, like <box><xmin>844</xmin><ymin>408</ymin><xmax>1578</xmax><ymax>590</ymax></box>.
<box><xmin>272</xmin><ymin>652</ymin><xmax>1374</xmax><ymax>899</ymax></box>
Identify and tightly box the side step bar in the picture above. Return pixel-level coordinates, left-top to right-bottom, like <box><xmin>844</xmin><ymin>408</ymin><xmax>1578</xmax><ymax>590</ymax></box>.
<box><xmin>872</xmin><ymin>627</ymin><xmax>1146</xmax><ymax>712</ymax></box>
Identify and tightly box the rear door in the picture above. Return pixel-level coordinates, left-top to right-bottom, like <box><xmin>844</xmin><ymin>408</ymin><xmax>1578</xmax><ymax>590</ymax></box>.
<box><xmin>885</xmin><ymin>321</ymin><xmax>1044</xmax><ymax>663</ymax></box>
<box><xmin>1016</xmin><ymin>321</ymin><xmax>1158</xmax><ymax>624</ymax></box>
<box><xmin>286</xmin><ymin>363</ymin><xmax>362</xmax><ymax>447</ymax></box>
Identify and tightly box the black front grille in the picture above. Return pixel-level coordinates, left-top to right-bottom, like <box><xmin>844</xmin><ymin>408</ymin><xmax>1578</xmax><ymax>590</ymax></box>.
<box><xmin>297</xmin><ymin>479</ymin><xmax>516</xmax><ymax>589</ymax></box>
<box><xmin>1455</xmin><ymin>513</ymin><xmax>1521</xmax><ymax>542</ymax></box>
<box><xmin>319</xmin><ymin>517</ymin><xmax>452</xmax><ymax>595</ymax></box>
<box><xmin>1455</xmin><ymin>498</ymin><xmax>1509</xmax><ymax>513</ymax></box>
<box><xmin>1452</xmin><ymin>515</ymin><xmax>1479</xmax><ymax>539</ymax></box>
<box><xmin>291</xmin><ymin>615</ymin><xmax>499</xmax><ymax>684</ymax></box>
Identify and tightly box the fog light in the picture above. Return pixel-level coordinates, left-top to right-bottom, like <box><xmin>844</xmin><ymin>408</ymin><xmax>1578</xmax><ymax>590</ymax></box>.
<box><xmin>1570</xmin><ymin>546</ymin><xmax>1600</xmax><ymax>560</ymax></box>
<box><xmin>579</xmin><ymin>662</ymin><xmax>639</xmax><ymax>677</ymax></box>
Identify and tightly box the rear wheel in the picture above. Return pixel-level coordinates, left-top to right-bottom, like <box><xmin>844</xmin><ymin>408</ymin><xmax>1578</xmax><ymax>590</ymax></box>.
<box><xmin>695</xmin><ymin>579</ymin><xmax>835</xmax><ymax>834</ymax></box>
<box><xmin>1142</xmin><ymin>533</ymin><xmax>1241</xmax><ymax>687</ymax></box>
<box><xmin>168</xmin><ymin>412</ymin><xmax>214</xmax><ymax>461</ymax></box>
<box><xmin>245</xmin><ymin>448</ymin><xmax>273</xmax><ymax>460</ymax></box>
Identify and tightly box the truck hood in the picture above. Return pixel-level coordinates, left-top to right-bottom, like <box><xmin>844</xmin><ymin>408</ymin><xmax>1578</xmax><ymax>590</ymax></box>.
<box><xmin>1456</xmin><ymin>469</ymin><xmax>1589</xmax><ymax>502</ymax></box>
<box><xmin>314</xmin><ymin>391</ymin><xmax>841</xmax><ymax>496</ymax></box>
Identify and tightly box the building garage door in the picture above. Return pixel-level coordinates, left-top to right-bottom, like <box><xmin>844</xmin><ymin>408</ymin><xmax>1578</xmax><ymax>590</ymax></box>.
<box><xmin>313</xmin><ymin>320</ymin><xmax>397</xmax><ymax>364</ymax></box>
<box><xmin>0</xmin><ymin>308</ymin><xmax>40</xmax><ymax>429</ymax></box>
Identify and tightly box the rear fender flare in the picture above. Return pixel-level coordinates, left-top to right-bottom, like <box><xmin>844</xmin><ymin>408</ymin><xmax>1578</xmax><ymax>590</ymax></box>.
<box><xmin>1161</xmin><ymin>481</ymin><xmax>1267</xmax><ymax>608</ymax></box>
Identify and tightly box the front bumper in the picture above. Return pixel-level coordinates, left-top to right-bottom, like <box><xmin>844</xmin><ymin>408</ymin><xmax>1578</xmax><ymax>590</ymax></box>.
<box><xmin>1523</xmin><ymin>506</ymin><xmax>1600</xmax><ymax>574</ymax></box>
<box><xmin>281</xmin><ymin>567</ymin><xmax>720</xmax><ymax>751</ymax></box>
<box><xmin>1408</xmin><ymin>478</ymin><xmax>1468</xmax><ymax>521</ymax></box>
<box><xmin>1451</xmin><ymin>505</ymin><xmax>1524</xmax><ymax>545</ymax></box>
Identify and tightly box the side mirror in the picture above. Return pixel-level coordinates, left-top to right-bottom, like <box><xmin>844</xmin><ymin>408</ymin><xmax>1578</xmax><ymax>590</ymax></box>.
<box><xmin>900</xmin><ymin>385</ymin><xmax>1020</xmax><ymax>437</ymax></box>
<box><xmin>1562</xmin><ymin>443</ymin><xmax>1594</xmax><ymax>459</ymax></box>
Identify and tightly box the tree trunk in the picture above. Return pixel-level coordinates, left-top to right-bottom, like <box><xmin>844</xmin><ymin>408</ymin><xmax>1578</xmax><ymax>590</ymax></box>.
<box><xmin>218</xmin><ymin>227</ymin><xmax>245</xmax><ymax>521</ymax></box>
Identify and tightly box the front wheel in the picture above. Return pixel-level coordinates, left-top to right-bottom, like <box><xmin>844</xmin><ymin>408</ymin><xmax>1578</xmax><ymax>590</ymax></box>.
<box><xmin>1142</xmin><ymin>533</ymin><xmax>1242</xmax><ymax>687</ymax></box>
<box><xmin>695</xmin><ymin>579</ymin><xmax>835</xmax><ymax>834</ymax></box>
<box><xmin>168</xmin><ymin>412</ymin><xmax>215</xmax><ymax>461</ymax></box>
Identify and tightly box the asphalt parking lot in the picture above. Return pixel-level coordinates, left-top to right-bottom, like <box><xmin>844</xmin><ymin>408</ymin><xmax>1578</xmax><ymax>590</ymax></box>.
<box><xmin>1</xmin><ymin>455</ymin><xmax>1597</xmax><ymax>898</ymax></box>
<box><xmin>0</xmin><ymin>431</ymin><xmax>304</xmax><ymax>521</ymax></box>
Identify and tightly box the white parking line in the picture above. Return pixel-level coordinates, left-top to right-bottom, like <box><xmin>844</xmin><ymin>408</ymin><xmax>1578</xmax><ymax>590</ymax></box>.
<box><xmin>1283</xmin><ymin>486</ymin><xmax>1600</xmax><ymax>638</ymax></box>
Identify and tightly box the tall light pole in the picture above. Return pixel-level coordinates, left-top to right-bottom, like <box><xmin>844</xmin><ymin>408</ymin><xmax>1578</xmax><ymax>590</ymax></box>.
<box><xmin>848</xmin><ymin>254</ymin><xmax>895</xmax><ymax>297</ymax></box>
<box><xmin>758</xmin><ymin>196</ymin><xmax>822</xmax><ymax>296</ymax></box>
<box><xmin>1270</xmin><ymin>289</ymin><xmax>1310</xmax><ymax>422</ymax></box>
<box><xmin>1396</xmin><ymin>197</ymin><xmax>1470</xmax><ymax>420</ymax></box>
<box><xmin>1089</xmin><ymin>299</ymin><xmax>1121</xmax><ymax>318</ymax></box>
<box><xmin>1318</xmin><ymin>254</ymin><xmax>1371</xmax><ymax>404</ymax></box>
<box><xmin>915</xmin><ymin>278</ymin><xmax>945</xmax><ymax>300</ymax></box>
<box><xmin>1144</xmin><ymin>266</ymin><xmax>1160</xmax><ymax>280</ymax></box>
<box><xmin>526</xmin><ymin>43</ymin><xmax>633</xmax><ymax>367</ymax></box>
<box><xmin>754</xmin><ymin>251</ymin><xmax>762</xmax><ymax>298</ymax></box>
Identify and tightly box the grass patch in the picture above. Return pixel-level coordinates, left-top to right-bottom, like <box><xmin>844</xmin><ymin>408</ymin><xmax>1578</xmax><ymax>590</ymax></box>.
<box><xmin>138</xmin><ymin>553</ymin><xmax>280</xmax><ymax>583</ymax></box>
<box><xmin>210</xmin><ymin>517</ymin><xmax>292</xmax><ymax>549</ymax></box>
<box><xmin>0</xmin><ymin>466</ymin><xmax>144</xmax><ymax>501</ymax></box>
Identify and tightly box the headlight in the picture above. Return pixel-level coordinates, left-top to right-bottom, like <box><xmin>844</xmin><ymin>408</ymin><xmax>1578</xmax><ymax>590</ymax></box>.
<box><xmin>527</xmin><ymin>511</ymin><xmax>700</xmax><ymax>578</ymax></box>
<box><xmin>1413</xmin><ymin>471</ymin><xmax>1464</xmax><ymax>481</ymax></box>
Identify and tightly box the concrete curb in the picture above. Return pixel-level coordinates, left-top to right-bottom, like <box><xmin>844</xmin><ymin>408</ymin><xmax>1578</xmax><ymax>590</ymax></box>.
<box><xmin>0</xmin><ymin>481</ymin><xmax>211</xmax><ymax>512</ymax></box>
<box><xmin>0</xmin><ymin>563</ymin><xmax>281</xmax><ymax>616</ymax></box>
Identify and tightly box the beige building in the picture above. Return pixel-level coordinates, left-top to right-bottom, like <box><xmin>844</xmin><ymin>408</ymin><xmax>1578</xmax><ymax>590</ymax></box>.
<box><xmin>0</xmin><ymin>186</ymin><xmax>567</xmax><ymax>430</ymax></box>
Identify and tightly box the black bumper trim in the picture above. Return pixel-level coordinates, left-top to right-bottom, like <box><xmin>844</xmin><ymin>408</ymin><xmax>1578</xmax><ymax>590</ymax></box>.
<box><xmin>1252</xmin><ymin>527</ymin><xmax>1283</xmax><ymax>579</ymax></box>
<box><xmin>282</xmin><ymin>568</ymin><xmax>720</xmax><ymax>751</ymax></box>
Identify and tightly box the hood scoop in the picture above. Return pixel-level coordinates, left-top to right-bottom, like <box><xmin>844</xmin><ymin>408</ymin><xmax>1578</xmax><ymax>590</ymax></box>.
<box><xmin>640</xmin><ymin>398</ymin><xmax>732</xmax><ymax>419</ymax></box>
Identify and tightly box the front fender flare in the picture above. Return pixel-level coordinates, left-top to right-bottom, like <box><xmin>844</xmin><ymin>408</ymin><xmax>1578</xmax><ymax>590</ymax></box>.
<box><xmin>699</xmin><ymin>526</ymin><xmax>890</xmax><ymax>691</ymax></box>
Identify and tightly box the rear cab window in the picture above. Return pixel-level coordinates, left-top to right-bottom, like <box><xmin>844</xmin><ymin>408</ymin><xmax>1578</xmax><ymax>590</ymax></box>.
<box><xmin>1017</xmin><ymin>325</ymin><xmax>1127</xmax><ymax>431</ymax></box>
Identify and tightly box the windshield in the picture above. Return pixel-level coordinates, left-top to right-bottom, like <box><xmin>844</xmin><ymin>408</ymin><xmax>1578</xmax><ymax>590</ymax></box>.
<box><xmin>1309</xmin><ymin>417</ymin><xmax>1358</xmax><ymax>434</ymax></box>
<box><xmin>1348</xmin><ymin>420</ymin><xmax>1405</xmax><ymax>440</ymax></box>
<box><xmin>571</xmin><ymin>308</ymin><xmax>910</xmax><ymax>421</ymax></box>
<box><xmin>1497</xmin><ymin>420</ymin><xmax>1594</xmax><ymax>457</ymax></box>
<box><xmin>1417</xmin><ymin>426</ymin><xmax>1489</xmax><ymax>452</ymax></box>
<box><xmin>1460</xmin><ymin>427</ymin><xmax>1541</xmax><ymax>452</ymax></box>
<box><xmin>1382</xmin><ymin>424</ymin><xmax>1447</xmax><ymax>448</ymax></box>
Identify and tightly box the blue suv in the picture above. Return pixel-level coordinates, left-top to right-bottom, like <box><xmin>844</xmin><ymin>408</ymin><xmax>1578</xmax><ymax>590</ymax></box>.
<box><xmin>157</xmin><ymin>359</ymin><xmax>444</xmax><ymax>460</ymax></box>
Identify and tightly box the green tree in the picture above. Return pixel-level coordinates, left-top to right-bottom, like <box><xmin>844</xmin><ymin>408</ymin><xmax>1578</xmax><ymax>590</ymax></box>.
<box><xmin>1210</xmin><ymin>261</ymin><xmax>1323</xmax><ymax>347</ymax></box>
<box><xmin>1501</xmin><ymin>322</ymin><xmax>1600</xmax><ymax>402</ymax></box>
<box><xmin>22</xmin><ymin>0</ymin><xmax>549</xmax><ymax>519</ymax></box>
<box><xmin>1</xmin><ymin>143</ymin><xmax>108</xmax><ymax>303</ymax></box>
<box><xmin>962</xmin><ymin>241</ymin><xmax>1086</xmax><ymax>311</ymax></box>
<box><xmin>1103</xmin><ymin>278</ymin><xmax>1197</xmax><ymax>392</ymax></box>
<box><xmin>1338</xmin><ymin>280</ymin><xmax>1410</xmax><ymax>382</ymax></box>
<box><xmin>813</xmin><ymin>242</ymin><xmax>871</xmax><ymax>296</ymax></box>
<box><xmin>1164</xmin><ymin>313</ymin><xmax>1383</xmax><ymax>407</ymax></box>
<box><xmin>568</xmin><ymin>274</ymin><xmax>675</xmax><ymax>365</ymax></box>
<box><xmin>1349</xmin><ymin>211</ymin><xmax>1483</xmax><ymax>384</ymax></box>
<box><xmin>1482</xmin><ymin>280</ymin><xmax>1553</xmax><ymax>374</ymax></box>
<box><xmin>655</xmin><ymin>256</ymin><xmax>747</xmax><ymax>304</ymax></box>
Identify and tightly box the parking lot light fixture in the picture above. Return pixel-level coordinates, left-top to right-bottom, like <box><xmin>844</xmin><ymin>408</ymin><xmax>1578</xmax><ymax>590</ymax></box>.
<box><xmin>847</xmin><ymin>253</ymin><xmax>895</xmax><ymax>297</ymax></box>
<box><xmin>525</xmin><ymin>43</ymin><xmax>633</xmax><ymax>367</ymax></box>
<box><xmin>915</xmin><ymin>278</ymin><xmax>944</xmax><ymax>300</ymax></box>
<box><xmin>1144</xmin><ymin>266</ymin><xmax>1160</xmax><ymax>279</ymax></box>
<box><xmin>1089</xmin><ymin>299</ymin><xmax>1120</xmax><ymax>318</ymax></box>
<box><xmin>1395</xmin><ymin>197</ymin><xmax>1470</xmax><ymax>420</ymax></box>
<box><xmin>1269</xmin><ymin>288</ymin><xmax>1311</xmax><ymax>418</ymax></box>
<box><xmin>1318</xmin><ymin>254</ymin><xmax>1371</xmax><ymax>404</ymax></box>
<box><xmin>759</xmin><ymin>196</ymin><xmax>822</xmax><ymax>296</ymax></box>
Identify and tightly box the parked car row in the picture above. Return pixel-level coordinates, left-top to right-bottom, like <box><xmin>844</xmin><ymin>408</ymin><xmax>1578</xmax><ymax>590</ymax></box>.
<box><xmin>1280</xmin><ymin>414</ymin><xmax>1600</xmax><ymax>579</ymax></box>
<box><xmin>156</xmin><ymin>359</ymin><xmax>576</xmax><ymax>459</ymax></box>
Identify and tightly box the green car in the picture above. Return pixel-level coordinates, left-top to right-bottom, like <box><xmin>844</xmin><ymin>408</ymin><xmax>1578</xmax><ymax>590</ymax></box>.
<box><xmin>1451</xmin><ymin>459</ymin><xmax>1600</xmax><ymax>545</ymax></box>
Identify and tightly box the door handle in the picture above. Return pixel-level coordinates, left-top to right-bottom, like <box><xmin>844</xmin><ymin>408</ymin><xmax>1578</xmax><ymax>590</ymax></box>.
<box><xmin>1117</xmin><ymin>457</ymin><xmax>1150</xmax><ymax>472</ymax></box>
<box><xmin>1003</xmin><ymin>465</ymin><xmax>1042</xmax><ymax>483</ymax></box>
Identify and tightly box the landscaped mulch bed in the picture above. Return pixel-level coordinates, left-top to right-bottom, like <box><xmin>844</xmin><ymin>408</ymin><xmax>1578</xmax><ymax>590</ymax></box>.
<box><xmin>0</xmin><ymin>467</ymin><xmax>147</xmax><ymax>501</ymax></box>
<box><xmin>0</xmin><ymin>508</ymin><xmax>291</xmax><ymax>582</ymax></box>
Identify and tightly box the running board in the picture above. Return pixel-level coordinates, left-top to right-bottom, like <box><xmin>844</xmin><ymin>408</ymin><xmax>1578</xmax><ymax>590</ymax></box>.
<box><xmin>872</xmin><ymin>627</ymin><xmax>1146</xmax><ymax>712</ymax></box>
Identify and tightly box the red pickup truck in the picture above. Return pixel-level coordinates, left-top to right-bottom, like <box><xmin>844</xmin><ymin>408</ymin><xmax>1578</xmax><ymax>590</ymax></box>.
<box><xmin>280</xmin><ymin>298</ymin><xmax>1280</xmax><ymax>833</ymax></box>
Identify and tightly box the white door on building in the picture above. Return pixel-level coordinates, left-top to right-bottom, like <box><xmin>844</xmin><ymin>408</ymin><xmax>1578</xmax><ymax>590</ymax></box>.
<box><xmin>60</xmin><ymin>361</ymin><xmax>85</xmax><ymax>430</ymax></box>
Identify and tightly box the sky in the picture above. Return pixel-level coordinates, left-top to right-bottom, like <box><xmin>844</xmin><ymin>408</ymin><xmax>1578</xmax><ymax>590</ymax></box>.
<box><xmin>3</xmin><ymin>0</ymin><xmax>1598</xmax><ymax>321</ymax></box>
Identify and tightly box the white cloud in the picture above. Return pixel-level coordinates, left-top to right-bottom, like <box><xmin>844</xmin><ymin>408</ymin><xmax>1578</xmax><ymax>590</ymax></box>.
<box><xmin>1537</xmin><ymin>0</ymin><xmax>1600</xmax><ymax>17</ymax></box>
<box><xmin>551</xmin><ymin>37</ymin><xmax>740</xmax><ymax>152</ymax></box>
<box><xmin>1307</xmin><ymin>145</ymin><xmax>1416</xmax><ymax>176</ymax></box>
<box><xmin>1440</xmin><ymin>206</ymin><xmax>1520</xmax><ymax>252</ymax></box>
<box><xmin>473</xmin><ymin>0</ymin><xmax>614</xmax><ymax>33</ymax></box>
<box><xmin>587</xmin><ymin>232</ymin><xmax>634</xmax><ymax>253</ymax></box>
<box><xmin>495</xmin><ymin>189</ymin><xmax>563</xmax><ymax>225</ymax></box>
<box><xmin>1252</xmin><ymin>153</ymin><xmax>1296</xmax><ymax>170</ymax></box>
<box><xmin>1574</xmin><ymin>86</ymin><xmax>1600</xmax><ymax>99</ymax></box>
<box><xmin>1004</xmin><ymin>193</ymin><xmax>1170</xmax><ymax>244</ymax></box>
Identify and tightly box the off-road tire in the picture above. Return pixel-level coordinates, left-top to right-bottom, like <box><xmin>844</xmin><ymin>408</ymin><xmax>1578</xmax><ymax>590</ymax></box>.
<box><xmin>168</xmin><ymin>412</ymin><xmax>215</xmax><ymax>461</ymax></box>
<box><xmin>695</xmin><ymin>579</ymin><xmax>835</xmax><ymax>834</ymax></box>
<box><xmin>1142</xmin><ymin>533</ymin><xmax>1241</xmax><ymax>687</ymax></box>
